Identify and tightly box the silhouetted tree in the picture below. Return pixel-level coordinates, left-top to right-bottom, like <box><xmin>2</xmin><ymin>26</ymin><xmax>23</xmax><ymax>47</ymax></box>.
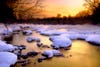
<box><xmin>0</xmin><ymin>0</ymin><xmax>44</xmax><ymax>21</ymax></box>
<box><xmin>75</xmin><ymin>10</ymin><xmax>92</xmax><ymax>18</ymax></box>
<box><xmin>56</xmin><ymin>14</ymin><xmax>61</xmax><ymax>24</ymax></box>
<box><xmin>8</xmin><ymin>0</ymin><xmax>44</xmax><ymax>20</ymax></box>
<box><xmin>0</xmin><ymin>0</ymin><xmax>15</xmax><ymax>21</ymax></box>
<box><xmin>92</xmin><ymin>4</ymin><xmax>100</xmax><ymax>24</ymax></box>
<box><xmin>84</xmin><ymin>0</ymin><xmax>100</xmax><ymax>24</ymax></box>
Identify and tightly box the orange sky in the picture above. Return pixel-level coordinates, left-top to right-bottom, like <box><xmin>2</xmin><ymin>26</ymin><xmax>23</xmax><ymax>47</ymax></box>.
<box><xmin>42</xmin><ymin>0</ymin><xmax>86</xmax><ymax>17</ymax></box>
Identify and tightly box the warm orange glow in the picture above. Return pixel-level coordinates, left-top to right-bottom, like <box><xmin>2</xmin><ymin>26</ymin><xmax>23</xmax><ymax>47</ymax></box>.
<box><xmin>42</xmin><ymin>0</ymin><xmax>86</xmax><ymax>17</ymax></box>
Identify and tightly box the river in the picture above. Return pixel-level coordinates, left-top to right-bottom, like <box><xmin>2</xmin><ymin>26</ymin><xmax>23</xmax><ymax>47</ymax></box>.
<box><xmin>12</xmin><ymin>30</ymin><xmax>100</xmax><ymax>67</ymax></box>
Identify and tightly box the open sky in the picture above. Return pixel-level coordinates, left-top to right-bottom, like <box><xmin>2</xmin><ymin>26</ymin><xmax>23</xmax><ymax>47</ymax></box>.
<box><xmin>42</xmin><ymin>0</ymin><xmax>86</xmax><ymax>17</ymax></box>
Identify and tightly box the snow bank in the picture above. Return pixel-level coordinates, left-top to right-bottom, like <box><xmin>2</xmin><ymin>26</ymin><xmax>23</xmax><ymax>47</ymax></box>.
<box><xmin>0</xmin><ymin>52</ymin><xmax>17</xmax><ymax>67</ymax></box>
<box><xmin>0</xmin><ymin>40</ymin><xmax>16</xmax><ymax>52</ymax></box>
<box><xmin>36</xmin><ymin>28</ymin><xmax>48</xmax><ymax>34</ymax></box>
<box><xmin>85</xmin><ymin>34</ymin><xmax>100</xmax><ymax>45</ymax></box>
<box><xmin>39</xmin><ymin>29</ymin><xmax>67</xmax><ymax>36</ymax></box>
<box><xmin>60</xmin><ymin>33</ymin><xmax>87</xmax><ymax>40</ymax></box>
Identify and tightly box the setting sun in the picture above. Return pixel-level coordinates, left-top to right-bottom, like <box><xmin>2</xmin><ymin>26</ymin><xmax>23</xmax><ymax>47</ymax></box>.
<box><xmin>42</xmin><ymin>0</ymin><xmax>86</xmax><ymax>17</ymax></box>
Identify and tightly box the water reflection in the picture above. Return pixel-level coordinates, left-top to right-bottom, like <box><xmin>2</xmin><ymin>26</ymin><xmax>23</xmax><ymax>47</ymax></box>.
<box><xmin>13</xmin><ymin>31</ymin><xmax>100</xmax><ymax>67</ymax></box>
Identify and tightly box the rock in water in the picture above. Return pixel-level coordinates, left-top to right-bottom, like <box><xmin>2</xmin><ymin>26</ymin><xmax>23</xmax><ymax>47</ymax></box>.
<box><xmin>37</xmin><ymin>58</ymin><xmax>43</xmax><ymax>63</ymax></box>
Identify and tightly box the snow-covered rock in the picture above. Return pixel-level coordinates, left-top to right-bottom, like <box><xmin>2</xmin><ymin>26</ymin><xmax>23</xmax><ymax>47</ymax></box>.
<box><xmin>26</xmin><ymin>36</ymin><xmax>36</xmax><ymax>42</ymax></box>
<box><xmin>52</xmin><ymin>50</ymin><xmax>63</xmax><ymax>56</ymax></box>
<box><xmin>22</xmin><ymin>30</ymin><xmax>32</xmax><ymax>35</ymax></box>
<box><xmin>26</xmin><ymin>36</ymin><xmax>40</xmax><ymax>42</ymax></box>
<box><xmin>42</xmin><ymin>50</ymin><xmax>62</xmax><ymax>58</ymax></box>
<box><xmin>12</xmin><ymin>26</ymin><xmax>21</xmax><ymax>32</ymax></box>
<box><xmin>0</xmin><ymin>52</ymin><xmax>17</xmax><ymax>67</ymax></box>
<box><xmin>51</xmin><ymin>39</ymin><xmax>72</xmax><ymax>49</ymax></box>
<box><xmin>50</xmin><ymin>36</ymin><xmax>72</xmax><ymax>49</ymax></box>
<box><xmin>85</xmin><ymin>34</ymin><xmax>100</xmax><ymax>45</ymax></box>
<box><xmin>35</xmin><ymin>38</ymin><xmax>41</xmax><ymax>42</ymax></box>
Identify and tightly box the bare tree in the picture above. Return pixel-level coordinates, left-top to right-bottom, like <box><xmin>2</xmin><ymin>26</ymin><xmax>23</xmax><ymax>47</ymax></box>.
<box><xmin>84</xmin><ymin>0</ymin><xmax>100</xmax><ymax>24</ymax></box>
<box><xmin>84</xmin><ymin>0</ymin><xmax>99</xmax><ymax>10</ymax></box>
<box><xmin>7</xmin><ymin>0</ymin><xmax>44</xmax><ymax>20</ymax></box>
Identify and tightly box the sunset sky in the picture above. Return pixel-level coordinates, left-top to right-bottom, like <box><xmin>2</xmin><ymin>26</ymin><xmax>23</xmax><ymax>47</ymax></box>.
<box><xmin>42</xmin><ymin>0</ymin><xmax>87</xmax><ymax>17</ymax></box>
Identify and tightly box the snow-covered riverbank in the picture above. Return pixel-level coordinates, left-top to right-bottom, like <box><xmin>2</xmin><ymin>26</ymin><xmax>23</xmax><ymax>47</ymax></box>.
<box><xmin>0</xmin><ymin>24</ymin><xmax>100</xmax><ymax>67</ymax></box>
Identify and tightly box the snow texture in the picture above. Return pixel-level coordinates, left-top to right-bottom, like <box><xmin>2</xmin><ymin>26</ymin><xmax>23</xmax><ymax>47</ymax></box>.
<box><xmin>0</xmin><ymin>40</ymin><xmax>16</xmax><ymax>52</ymax></box>
<box><xmin>0</xmin><ymin>52</ymin><xmax>17</xmax><ymax>67</ymax></box>
<box><xmin>50</xmin><ymin>36</ymin><xmax>72</xmax><ymax>49</ymax></box>
<box><xmin>85</xmin><ymin>34</ymin><xmax>100</xmax><ymax>45</ymax></box>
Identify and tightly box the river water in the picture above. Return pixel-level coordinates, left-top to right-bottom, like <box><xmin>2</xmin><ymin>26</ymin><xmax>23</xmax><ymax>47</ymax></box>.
<box><xmin>13</xmin><ymin>30</ymin><xmax>100</xmax><ymax>67</ymax></box>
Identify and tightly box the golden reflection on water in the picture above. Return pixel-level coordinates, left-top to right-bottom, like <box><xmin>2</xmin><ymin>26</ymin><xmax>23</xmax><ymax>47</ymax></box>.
<box><xmin>13</xmin><ymin>31</ymin><xmax>100</xmax><ymax>67</ymax></box>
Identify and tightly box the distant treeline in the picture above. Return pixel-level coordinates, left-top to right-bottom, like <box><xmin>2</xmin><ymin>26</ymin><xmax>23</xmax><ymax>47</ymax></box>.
<box><xmin>0</xmin><ymin>17</ymin><xmax>92</xmax><ymax>25</ymax></box>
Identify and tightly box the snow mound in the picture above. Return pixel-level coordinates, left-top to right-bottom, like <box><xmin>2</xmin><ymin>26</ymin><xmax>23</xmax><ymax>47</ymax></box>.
<box><xmin>0</xmin><ymin>52</ymin><xmax>17</xmax><ymax>67</ymax></box>
<box><xmin>50</xmin><ymin>36</ymin><xmax>72</xmax><ymax>49</ymax></box>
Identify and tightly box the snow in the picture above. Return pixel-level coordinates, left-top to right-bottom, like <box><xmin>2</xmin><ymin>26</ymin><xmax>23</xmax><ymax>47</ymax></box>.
<box><xmin>85</xmin><ymin>34</ymin><xmax>100</xmax><ymax>45</ymax></box>
<box><xmin>0</xmin><ymin>63</ymin><xmax>10</xmax><ymax>67</ymax></box>
<box><xmin>52</xmin><ymin>38</ymin><xmax>72</xmax><ymax>49</ymax></box>
<box><xmin>23</xmin><ymin>30</ymin><xmax>32</xmax><ymax>35</ymax></box>
<box><xmin>60</xmin><ymin>33</ymin><xmax>87</xmax><ymax>40</ymax></box>
<box><xmin>36</xmin><ymin>28</ymin><xmax>48</xmax><ymax>34</ymax></box>
<box><xmin>50</xmin><ymin>36</ymin><xmax>72</xmax><ymax>49</ymax></box>
<box><xmin>39</xmin><ymin>29</ymin><xmax>67</xmax><ymax>36</ymax></box>
<box><xmin>0</xmin><ymin>52</ymin><xmax>17</xmax><ymax>67</ymax></box>
<box><xmin>2</xmin><ymin>29</ymin><xmax>13</xmax><ymax>35</ymax></box>
<box><xmin>42</xmin><ymin>50</ymin><xmax>62</xmax><ymax>58</ymax></box>
<box><xmin>43</xmin><ymin>50</ymin><xmax>53</xmax><ymax>58</ymax></box>
<box><xmin>26</xmin><ymin>36</ymin><xmax>40</xmax><ymax>42</ymax></box>
<box><xmin>52</xmin><ymin>50</ymin><xmax>62</xmax><ymax>56</ymax></box>
<box><xmin>26</xmin><ymin>36</ymin><xmax>36</xmax><ymax>42</ymax></box>
<box><xmin>0</xmin><ymin>36</ymin><xmax>2</xmax><ymax>40</ymax></box>
<box><xmin>0</xmin><ymin>40</ymin><xmax>16</xmax><ymax>52</ymax></box>
<box><xmin>12</xmin><ymin>26</ymin><xmax>21</xmax><ymax>32</ymax></box>
<box><xmin>35</xmin><ymin>37</ymin><xmax>41</xmax><ymax>42</ymax></box>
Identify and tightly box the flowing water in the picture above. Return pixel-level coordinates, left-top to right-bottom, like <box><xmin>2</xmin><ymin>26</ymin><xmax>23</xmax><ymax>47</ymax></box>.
<box><xmin>13</xmin><ymin>31</ymin><xmax>100</xmax><ymax>67</ymax></box>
